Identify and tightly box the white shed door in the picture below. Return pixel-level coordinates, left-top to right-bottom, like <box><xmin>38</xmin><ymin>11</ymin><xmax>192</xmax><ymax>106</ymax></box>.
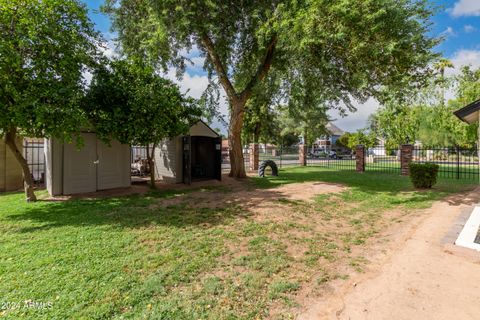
<box><xmin>96</xmin><ymin>140</ymin><xmax>130</xmax><ymax>190</ymax></box>
<box><xmin>63</xmin><ymin>133</ymin><xmax>97</xmax><ymax>195</ymax></box>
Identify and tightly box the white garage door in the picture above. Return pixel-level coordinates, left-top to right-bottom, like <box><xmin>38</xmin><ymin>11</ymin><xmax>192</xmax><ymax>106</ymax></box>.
<box><xmin>63</xmin><ymin>133</ymin><xmax>97</xmax><ymax>195</ymax></box>
<box><xmin>97</xmin><ymin>140</ymin><xmax>130</xmax><ymax>190</ymax></box>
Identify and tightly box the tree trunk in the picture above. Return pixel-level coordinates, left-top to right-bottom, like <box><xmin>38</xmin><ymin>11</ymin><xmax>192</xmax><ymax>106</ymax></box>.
<box><xmin>4</xmin><ymin>128</ymin><xmax>36</xmax><ymax>202</ymax></box>
<box><xmin>146</xmin><ymin>144</ymin><xmax>156</xmax><ymax>189</ymax></box>
<box><xmin>228</xmin><ymin>99</ymin><xmax>247</xmax><ymax>178</ymax></box>
<box><xmin>200</xmin><ymin>34</ymin><xmax>277</xmax><ymax>178</ymax></box>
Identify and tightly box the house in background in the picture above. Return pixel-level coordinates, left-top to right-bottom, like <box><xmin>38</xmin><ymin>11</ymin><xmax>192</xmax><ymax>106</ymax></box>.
<box><xmin>314</xmin><ymin>122</ymin><xmax>345</xmax><ymax>152</ymax></box>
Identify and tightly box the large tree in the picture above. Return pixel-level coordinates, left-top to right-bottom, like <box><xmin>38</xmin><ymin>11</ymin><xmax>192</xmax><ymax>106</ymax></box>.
<box><xmin>0</xmin><ymin>0</ymin><xmax>101</xmax><ymax>201</ymax></box>
<box><xmin>83</xmin><ymin>59</ymin><xmax>201</xmax><ymax>188</ymax></box>
<box><xmin>104</xmin><ymin>0</ymin><xmax>438</xmax><ymax>177</ymax></box>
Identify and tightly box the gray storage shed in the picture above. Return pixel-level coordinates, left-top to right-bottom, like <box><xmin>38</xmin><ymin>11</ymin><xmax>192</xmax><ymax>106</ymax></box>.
<box><xmin>154</xmin><ymin>121</ymin><xmax>222</xmax><ymax>184</ymax></box>
<box><xmin>45</xmin><ymin>132</ymin><xmax>131</xmax><ymax>196</ymax></box>
<box><xmin>0</xmin><ymin>138</ymin><xmax>23</xmax><ymax>192</ymax></box>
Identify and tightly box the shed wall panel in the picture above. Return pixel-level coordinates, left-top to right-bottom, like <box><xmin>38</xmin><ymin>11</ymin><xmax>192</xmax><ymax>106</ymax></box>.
<box><xmin>62</xmin><ymin>133</ymin><xmax>97</xmax><ymax>195</ymax></box>
<box><xmin>154</xmin><ymin>137</ymin><xmax>182</xmax><ymax>183</ymax></box>
<box><xmin>45</xmin><ymin>138</ymin><xmax>64</xmax><ymax>196</ymax></box>
<box><xmin>97</xmin><ymin>140</ymin><xmax>131</xmax><ymax>190</ymax></box>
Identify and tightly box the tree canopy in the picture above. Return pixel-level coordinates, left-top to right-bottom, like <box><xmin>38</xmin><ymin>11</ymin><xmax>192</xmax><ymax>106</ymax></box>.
<box><xmin>83</xmin><ymin>59</ymin><xmax>202</xmax><ymax>187</ymax></box>
<box><xmin>370</xmin><ymin>65</ymin><xmax>479</xmax><ymax>149</ymax></box>
<box><xmin>104</xmin><ymin>0</ymin><xmax>439</xmax><ymax>177</ymax></box>
<box><xmin>0</xmin><ymin>0</ymin><xmax>101</xmax><ymax>201</ymax></box>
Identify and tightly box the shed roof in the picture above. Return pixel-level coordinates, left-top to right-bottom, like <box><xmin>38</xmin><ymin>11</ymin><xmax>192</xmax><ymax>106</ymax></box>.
<box><xmin>189</xmin><ymin>120</ymin><xmax>220</xmax><ymax>138</ymax></box>
<box><xmin>453</xmin><ymin>99</ymin><xmax>480</xmax><ymax>124</ymax></box>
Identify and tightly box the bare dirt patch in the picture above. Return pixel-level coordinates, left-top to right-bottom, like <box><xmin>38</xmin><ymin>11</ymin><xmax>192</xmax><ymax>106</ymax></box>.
<box><xmin>298</xmin><ymin>189</ymin><xmax>480</xmax><ymax>320</ymax></box>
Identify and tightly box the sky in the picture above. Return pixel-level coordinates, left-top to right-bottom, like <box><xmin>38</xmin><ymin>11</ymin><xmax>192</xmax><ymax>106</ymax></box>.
<box><xmin>83</xmin><ymin>0</ymin><xmax>480</xmax><ymax>133</ymax></box>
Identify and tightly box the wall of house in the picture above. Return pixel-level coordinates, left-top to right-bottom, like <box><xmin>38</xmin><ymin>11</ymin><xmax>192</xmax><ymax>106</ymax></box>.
<box><xmin>0</xmin><ymin>138</ymin><xmax>23</xmax><ymax>192</ymax></box>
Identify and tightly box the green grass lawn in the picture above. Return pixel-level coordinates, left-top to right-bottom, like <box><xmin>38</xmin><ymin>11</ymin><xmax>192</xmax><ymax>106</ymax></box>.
<box><xmin>0</xmin><ymin>167</ymin><xmax>475</xmax><ymax>319</ymax></box>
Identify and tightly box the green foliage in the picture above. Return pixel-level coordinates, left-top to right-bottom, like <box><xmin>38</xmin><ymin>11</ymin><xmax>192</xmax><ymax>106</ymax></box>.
<box><xmin>242</xmin><ymin>74</ymin><xmax>282</xmax><ymax>144</ymax></box>
<box><xmin>346</xmin><ymin>130</ymin><xmax>377</xmax><ymax>149</ymax></box>
<box><xmin>409</xmin><ymin>163</ymin><xmax>439</xmax><ymax>188</ymax></box>
<box><xmin>0</xmin><ymin>0</ymin><xmax>102</xmax><ymax>200</ymax></box>
<box><xmin>278</xmin><ymin>104</ymin><xmax>328</xmax><ymax>145</ymax></box>
<box><xmin>104</xmin><ymin>0</ymin><xmax>439</xmax><ymax>176</ymax></box>
<box><xmin>104</xmin><ymin>0</ymin><xmax>437</xmax><ymax>105</ymax></box>
<box><xmin>371</xmin><ymin>66</ymin><xmax>480</xmax><ymax>148</ymax></box>
<box><xmin>336</xmin><ymin>132</ymin><xmax>353</xmax><ymax>149</ymax></box>
<box><xmin>370</xmin><ymin>104</ymin><xmax>420</xmax><ymax>148</ymax></box>
<box><xmin>0</xmin><ymin>0</ymin><xmax>101</xmax><ymax>140</ymax></box>
<box><xmin>455</xmin><ymin>66</ymin><xmax>480</xmax><ymax>106</ymax></box>
<box><xmin>83</xmin><ymin>59</ymin><xmax>201</xmax><ymax>146</ymax></box>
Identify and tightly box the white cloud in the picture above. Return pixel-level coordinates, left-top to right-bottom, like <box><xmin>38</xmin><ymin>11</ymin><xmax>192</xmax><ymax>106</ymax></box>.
<box><xmin>464</xmin><ymin>25</ymin><xmax>476</xmax><ymax>33</ymax></box>
<box><xmin>163</xmin><ymin>68</ymin><xmax>229</xmax><ymax>132</ymax></box>
<box><xmin>447</xmin><ymin>49</ymin><xmax>480</xmax><ymax>76</ymax></box>
<box><xmin>164</xmin><ymin>68</ymin><xmax>209</xmax><ymax>99</ymax></box>
<box><xmin>450</xmin><ymin>0</ymin><xmax>480</xmax><ymax>17</ymax></box>
<box><xmin>100</xmin><ymin>40</ymin><xmax>119</xmax><ymax>60</ymax></box>
<box><xmin>328</xmin><ymin>99</ymin><xmax>380</xmax><ymax>132</ymax></box>
<box><xmin>441</xmin><ymin>26</ymin><xmax>456</xmax><ymax>37</ymax></box>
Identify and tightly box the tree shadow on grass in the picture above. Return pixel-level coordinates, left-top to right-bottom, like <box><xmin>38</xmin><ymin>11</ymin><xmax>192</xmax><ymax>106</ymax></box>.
<box><xmin>5</xmin><ymin>168</ymin><xmax>478</xmax><ymax>233</ymax></box>
<box><xmin>4</xmin><ymin>186</ymin><xmax>278</xmax><ymax>233</ymax></box>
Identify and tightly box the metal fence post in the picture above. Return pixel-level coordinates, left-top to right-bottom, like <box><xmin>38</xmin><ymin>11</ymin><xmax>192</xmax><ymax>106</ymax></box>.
<box><xmin>280</xmin><ymin>145</ymin><xmax>283</xmax><ymax>168</ymax></box>
<box><xmin>456</xmin><ymin>146</ymin><xmax>460</xmax><ymax>180</ymax></box>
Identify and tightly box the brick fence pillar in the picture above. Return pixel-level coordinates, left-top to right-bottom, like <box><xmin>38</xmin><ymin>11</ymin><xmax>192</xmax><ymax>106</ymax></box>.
<box><xmin>299</xmin><ymin>144</ymin><xmax>307</xmax><ymax>166</ymax></box>
<box><xmin>249</xmin><ymin>143</ymin><xmax>259</xmax><ymax>171</ymax></box>
<box><xmin>356</xmin><ymin>145</ymin><xmax>365</xmax><ymax>172</ymax></box>
<box><xmin>400</xmin><ymin>144</ymin><xmax>414</xmax><ymax>176</ymax></box>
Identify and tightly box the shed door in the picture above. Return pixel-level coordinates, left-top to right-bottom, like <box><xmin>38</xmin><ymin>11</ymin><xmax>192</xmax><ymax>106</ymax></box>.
<box><xmin>97</xmin><ymin>140</ymin><xmax>130</xmax><ymax>190</ymax></box>
<box><xmin>182</xmin><ymin>136</ymin><xmax>191</xmax><ymax>184</ymax></box>
<box><xmin>63</xmin><ymin>133</ymin><xmax>97</xmax><ymax>195</ymax></box>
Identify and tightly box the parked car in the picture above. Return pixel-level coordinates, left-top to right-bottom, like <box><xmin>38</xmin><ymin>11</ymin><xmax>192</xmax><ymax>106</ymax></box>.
<box><xmin>308</xmin><ymin>150</ymin><xmax>337</xmax><ymax>159</ymax></box>
<box><xmin>327</xmin><ymin>151</ymin><xmax>337</xmax><ymax>159</ymax></box>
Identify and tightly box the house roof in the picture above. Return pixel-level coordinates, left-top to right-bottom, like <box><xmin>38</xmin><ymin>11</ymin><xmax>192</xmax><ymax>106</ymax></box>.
<box><xmin>453</xmin><ymin>99</ymin><xmax>480</xmax><ymax>124</ymax></box>
<box><xmin>326</xmin><ymin>122</ymin><xmax>345</xmax><ymax>136</ymax></box>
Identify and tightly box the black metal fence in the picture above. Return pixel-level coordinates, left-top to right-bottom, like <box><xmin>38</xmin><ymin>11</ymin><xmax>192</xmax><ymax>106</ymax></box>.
<box><xmin>259</xmin><ymin>145</ymin><xmax>300</xmax><ymax>168</ymax></box>
<box><xmin>306</xmin><ymin>149</ymin><xmax>356</xmax><ymax>171</ymax></box>
<box><xmin>412</xmin><ymin>146</ymin><xmax>478</xmax><ymax>181</ymax></box>
<box><xmin>23</xmin><ymin>140</ymin><xmax>45</xmax><ymax>186</ymax></box>
<box><xmin>365</xmin><ymin>146</ymin><xmax>401</xmax><ymax>174</ymax></box>
<box><xmin>363</xmin><ymin>145</ymin><xmax>479</xmax><ymax>181</ymax></box>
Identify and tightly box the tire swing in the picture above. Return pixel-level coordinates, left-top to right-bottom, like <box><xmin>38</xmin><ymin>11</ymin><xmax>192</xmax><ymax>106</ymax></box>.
<box><xmin>258</xmin><ymin>160</ymin><xmax>279</xmax><ymax>177</ymax></box>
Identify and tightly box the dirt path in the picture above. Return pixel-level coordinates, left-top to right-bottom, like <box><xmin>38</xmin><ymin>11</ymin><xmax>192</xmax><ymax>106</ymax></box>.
<box><xmin>299</xmin><ymin>189</ymin><xmax>480</xmax><ymax>320</ymax></box>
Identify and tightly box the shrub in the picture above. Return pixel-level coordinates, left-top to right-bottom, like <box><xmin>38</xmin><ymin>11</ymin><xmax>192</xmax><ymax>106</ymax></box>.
<box><xmin>409</xmin><ymin>163</ymin><xmax>439</xmax><ymax>188</ymax></box>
